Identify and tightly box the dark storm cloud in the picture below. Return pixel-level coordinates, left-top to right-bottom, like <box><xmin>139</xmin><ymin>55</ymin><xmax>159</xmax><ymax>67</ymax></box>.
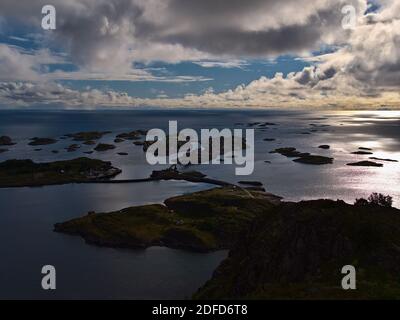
<box><xmin>0</xmin><ymin>0</ymin><xmax>365</xmax><ymax>65</ymax></box>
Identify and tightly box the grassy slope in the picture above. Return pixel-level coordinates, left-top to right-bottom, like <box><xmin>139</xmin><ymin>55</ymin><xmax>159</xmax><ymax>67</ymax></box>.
<box><xmin>54</xmin><ymin>187</ymin><xmax>277</xmax><ymax>252</ymax></box>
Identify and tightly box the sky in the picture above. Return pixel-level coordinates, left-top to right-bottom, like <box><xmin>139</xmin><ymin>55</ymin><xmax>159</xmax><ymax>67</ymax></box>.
<box><xmin>0</xmin><ymin>0</ymin><xmax>399</xmax><ymax>109</ymax></box>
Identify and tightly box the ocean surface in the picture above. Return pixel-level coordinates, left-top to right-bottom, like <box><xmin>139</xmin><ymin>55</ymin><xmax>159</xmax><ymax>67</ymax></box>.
<box><xmin>1</xmin><ymin>109</ymin><xmax>399</xmax><ymax>299</ymax></box>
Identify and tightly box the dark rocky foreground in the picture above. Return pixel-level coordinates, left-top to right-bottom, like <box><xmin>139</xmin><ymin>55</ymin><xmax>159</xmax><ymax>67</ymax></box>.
<box><xmin>54</xmin><ymin>184</ymin><xmax>400</xmax><ymax>299</ymax></box>
<box><xmin>194</xmin><ymin>199</ymin><xmax>400</xmax><ymax>299</ymax></box>
<box><xmin>0</xmin><ymin>157</ymin><xmax>121</xmax><ymax>188</ymax></box>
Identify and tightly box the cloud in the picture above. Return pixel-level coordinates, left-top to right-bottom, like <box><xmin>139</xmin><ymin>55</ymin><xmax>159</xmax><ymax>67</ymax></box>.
<box><xmin>0</xmin><ymin>44</ymin><xmax>62</xmax><ymax>81</ymax></box>
<box><xmin>193</xmin><ymin>60</ymin><xmax>249</xmax><ymax>69</ymax></box>
<box><xmin>0</xmin><ymin>0</ymin><xmax>400</xmax><ymax>110</ymax></box>
<box><xmin>0</xmin><ymin>0</ymin><xmax>367</xmax><ymax>66</ymax></box>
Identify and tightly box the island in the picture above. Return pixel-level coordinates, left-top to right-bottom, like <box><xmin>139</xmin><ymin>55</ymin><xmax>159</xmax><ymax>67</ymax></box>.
<box><xmin>66</xmin><ymin>144</ymin><xmax>80</xmax><ymax>152</ymax></box>
<box><xmin>271</xmin><ymin>147</ymin><xmax>333</xmax><ymax>165</ymax></box>
<box><xmin>94</xmin><ymin>143</ymin><xmax>116</xmax><ymax>152</ymax></box>
<box><xmin>65</xmin><ymin>131</ymin><xmax>111</xmax><ymax>141</ymax></box>
<box><xmin>28</xmin><ymin>137</ymin><xmax>57</xmax><ymax>146</ymax></box>
<box><xmin>116</xmin><ymin>130</ymin><xmax>147</xmax><ymax>140</ymax></box>
<box><xmin>54</xmin><ymin>187</ymin><xmax>281</xmax><ymax>252</ymax></box>
<box><xmin>0</xmin><ymin>136</ymin><xmax>16</xmax><ymax>146</ymax></box>
<box><xmin>53</xmin><ymin>181</ymin><xmax>400</xmax><ymax>299</ymax></box>
<box><xmin>83</xmin><ymin>140</ymin><xmax>96</xmax><ymax>145</ymax></box>
<box><xmin>359</xmin><ymin>147</ymin><xmax>373</xmax><ymax>151</ymax></box>
<box><xmin>318</xmin><ymin>145</ymin><xmax>330</xmax><ymax>149</ymax></box>
<box><xmin>352</xmin><ymin>151</ymin><xmax>373</xmax><ymax>155</ymax></box>
<box><xmin>347</xmin><ymin>161</ymin><xmax>383</xmax><ymax>167</ymax></box>
<box><xmin>293</xmin><ymin>155</ymin><xmax>333</xmax><ymax>165</ymax></box>
<box><xmin>369</xmin><ymin>157</ymin><xmax>398</xmax><ymax>162</ymax></box>
<box><xmin>270</xmin><ymin>147</ymin><xmax>309</xmax><ymax>158</ymax></box>
<box><xmin>0</xmin><ymin>157</ymin><xmax>121</xmax><ymax>188</ymax></box>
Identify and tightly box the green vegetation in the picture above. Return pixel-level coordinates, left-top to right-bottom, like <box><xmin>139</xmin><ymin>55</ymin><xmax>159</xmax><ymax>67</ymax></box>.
<box><xmin>0</xmin><ymin>157</ymin><xmax>121</xmax><ymax>188</ymax></box>
<box><xmin>54</xmin><ymin>182</ymin><xmax>400</xmax><ymax>299</ymax></box>
<box><xmin>194</xmin><ymin>197</ymin><xmax>400</xmax><ymax>299</ymax></box>
<box><xmin>54</xmin><ymin>187</ymin><xmax>278</xmax><ymax>252</ymax></box>
<box><xmin>355</xmin><ymin>193</ymin><xmax>393</xmax><ymax>208</ymax></box>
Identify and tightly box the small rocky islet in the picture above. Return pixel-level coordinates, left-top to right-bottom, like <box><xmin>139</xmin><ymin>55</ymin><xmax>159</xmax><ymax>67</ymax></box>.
<box><xmin>65</xmin><ymin>131</ymin><xmax>112</xmax><ymax>141</ymax></box>
<box><xmin>83</xmin><ymin>140</ymin><xmax>96</xmax><ymax>146</ymax></box>
<box><xmin>94</xmin><ymin>143</ymin><xmax>116</xmax><ymax>152</ymax></box>
<box><xmin>293</xmin><ymin>155</ymin><xmax>334</xmax><ymax>165</ymax></box>
<box><xmin>66</xmin><ymin>144</ymin><xmax>80</xmax><ymax>152</ymax></box>
<box><xmin>347</xmin><ymin>161</ymin><xmax>383</xmax><ymax>167</ymax></box>
<box><xmin>270</xmin><ymin>147</ymin><xmax>333</xmax><ymax>165</ymax></box>
<box><xmin>352</xmin><ymin>147</ymin><xmax>374</xmax><ymax>155</ymax></box>
<box><xmin>28</xmin><ymin>137</ymin><xmax>57</xmax><ymax>146</ymax></box>
<box><xmin>318</xmin><ymin>145</ymin><xmax>330</xmax><ymax>149</ymax></box>
<box><xmin>0</xmin><ymin>136</ymin><xmax>16</xmax><ymax>146</ymax></box>
<box><xmin>352</xmin><ymin>151</ymin><xmax>374</xmax><ymax>155</ymax></box>
<box><xmin>116</xmin><ymin>130</ymin><xmax>147</xmax><ymax>140</ymax></box>
<box><xmin>369</xmin><ymin>157</ymin><xmax>398</xmax><ymax>162</ymax></box>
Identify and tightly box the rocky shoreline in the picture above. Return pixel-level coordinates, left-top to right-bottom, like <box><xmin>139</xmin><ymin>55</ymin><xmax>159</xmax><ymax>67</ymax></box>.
<box><xmin>54</xmin><ymin>187</ymin><xmax>281</xmax><ymax>252</ymax></box>
<box><xmin>0</xmin><ymin>157</ymin><xmax>121</xmax><ymax>188</ymax></box>
<box><xmin>52</xmin><ymin>180</ymin><xmax>400</xmax><ymax>299</ymax></box>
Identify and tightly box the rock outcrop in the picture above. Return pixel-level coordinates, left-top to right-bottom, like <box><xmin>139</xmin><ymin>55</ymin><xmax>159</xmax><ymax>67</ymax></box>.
<box><xmin>194</xmin><ymin>199</ymin><xmax>400</xmax><ymax>299</ymax></box>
